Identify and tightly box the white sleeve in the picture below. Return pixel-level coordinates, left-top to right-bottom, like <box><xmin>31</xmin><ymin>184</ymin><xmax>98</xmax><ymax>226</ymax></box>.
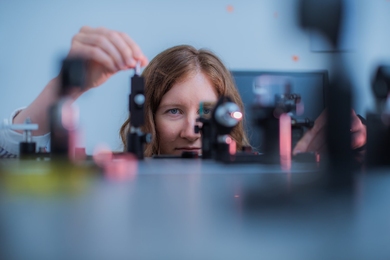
<box><xmin>0</xmin><ymin>108</ymin><xmax>50</xmax><ymax>157</ymax></box>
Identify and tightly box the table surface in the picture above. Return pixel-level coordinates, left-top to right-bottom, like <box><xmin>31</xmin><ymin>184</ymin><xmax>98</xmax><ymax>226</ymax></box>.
<box><xmin>1</xmin><ymin>158</ymin><xmax>390</xmax><ymax>260</ymax></box>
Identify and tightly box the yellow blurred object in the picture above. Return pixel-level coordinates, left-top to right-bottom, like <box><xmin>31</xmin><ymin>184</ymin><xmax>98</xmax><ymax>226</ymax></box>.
<box><xmin>0</xmin><ymin>159</ymin><xmax>99</xmax><ymax>196</ymax></box>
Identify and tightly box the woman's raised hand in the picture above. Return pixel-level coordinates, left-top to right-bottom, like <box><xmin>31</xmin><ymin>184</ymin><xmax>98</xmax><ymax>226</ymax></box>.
<box><xmin>13</xmin><ymin>26</ymin><xmax>148</xmax><ymax>135</ymax></box>
<box><xmin>67</xmin><ymin>26</ymin><xmax>148</xmax><ymax>90</ymax></box>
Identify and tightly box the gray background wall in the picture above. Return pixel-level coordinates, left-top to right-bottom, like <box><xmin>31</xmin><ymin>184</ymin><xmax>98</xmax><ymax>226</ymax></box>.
<box><xmin>1</xmin><ymin>0</ymin><xmax>389</xmax><ymax>154</ymax></box>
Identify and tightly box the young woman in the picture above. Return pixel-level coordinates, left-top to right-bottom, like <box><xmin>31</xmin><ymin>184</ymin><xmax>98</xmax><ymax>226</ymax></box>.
<box><xmin>119</xmin><ymin>45</ymin><xmax>249</xmax><ymax>156</ymax></box>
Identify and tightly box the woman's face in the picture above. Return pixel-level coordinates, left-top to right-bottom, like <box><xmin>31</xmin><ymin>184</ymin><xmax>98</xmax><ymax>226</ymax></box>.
<box><xmin>155</xmin><ymin>71</ymin><xmax>218</xmax><ymax>155</ymax></box>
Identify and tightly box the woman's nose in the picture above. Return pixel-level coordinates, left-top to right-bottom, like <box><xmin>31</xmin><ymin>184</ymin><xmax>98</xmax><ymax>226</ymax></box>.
<box><xmin>180</xmin><ymin>115</ymin><xmax>201</xmax><ymax>141</ymax></box>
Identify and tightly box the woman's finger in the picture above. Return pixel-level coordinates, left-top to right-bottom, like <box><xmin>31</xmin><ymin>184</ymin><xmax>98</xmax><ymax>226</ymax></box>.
<box><xmin>72</xmin><ymin>32</ymin><xmax>124</xmax><ymax>70</ymax></box>
<box><xmin>95</xmin><ymin>27</ymin><xmax>137</xmax><ymax>68</ymax></box>
<box><xmin>78</xmin><ymin>26</ymin><xmax>148</xmax><ymax>68</ymax></box>
<box><xmin>305</xmin><ymin>126</ymin><xmax>326</xmax><ymax>152</ymax></box>
<box><xmin>68</xmin><ymin>41</ymin><xmax>118</xmax><ymax>73</ymax></box>
<box><xmin>120</xmin><ymin>32</ymin><xmax>149</xmax><ymax>67</ymax></box>
<box><xmin>351</xmin><ymin>129</ymin><xmax>366</xmax><ymax>149</ymax></box>
<box><xmin>293</xmin><ymin>110</ymin><xmax>327</xmax><ymax>154</ymax></box>
<box><xmin>350</xmin><ymin>110</ymin><xmax>367</xmax><ymax>149</ymax></box>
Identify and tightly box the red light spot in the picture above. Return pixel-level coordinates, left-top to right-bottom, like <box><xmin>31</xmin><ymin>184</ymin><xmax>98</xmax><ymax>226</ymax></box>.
<box><xmin>292</xmin><ymin>55</ymin><xmax>299</xmax><ymax>62</ymax></box>
<box><xmin>232</xmin><ymin>111</ymin><xmax>242</xmax><ymax>119</ymax></box>
<box><xmin>227</xmin><ymin>5</ymin><xmax>234</xmax><ymax>13</ymax></box>
<box><xmin>274</xmin><ymin>12</ymin><xmax>278</xmax><ymax>18</ymax></box>
<box><xmin>234</xmin><ymin>194</ymin><xmax>240</xmax><ymax>198</ymax></box>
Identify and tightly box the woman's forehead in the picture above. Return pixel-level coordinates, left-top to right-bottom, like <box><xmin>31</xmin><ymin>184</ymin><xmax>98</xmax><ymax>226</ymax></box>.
<box><xmin>158</xmin><ymin>71</ymin><xmax>218</xmax><ymax>107</ymax></box>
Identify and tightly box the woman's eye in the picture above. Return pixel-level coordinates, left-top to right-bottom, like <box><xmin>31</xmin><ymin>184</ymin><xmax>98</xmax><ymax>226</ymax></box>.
<box><xmin>203</xmin><ymin>108</ymin><xmax>211</xmax><ymax>114</ymax></box>
<box><xmin>168</xmin><ymin>108</ymin><xmax>180</xmax><ymax>114</ymax></box>
<box><xmin>198</xmin><ymin>108</ymin><xmax>211</xmax><ymax>115</ymax></box>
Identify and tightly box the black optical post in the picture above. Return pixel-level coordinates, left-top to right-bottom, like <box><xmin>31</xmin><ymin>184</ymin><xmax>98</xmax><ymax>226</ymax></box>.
<box><xmin>127</xmin><ymin>64</ymin><xmax>151</xmax><ymax>159</ymax></box>
<box><xmin>195</xmin><ymin>96</ymin><xmax>242</xmax><ymax>160</ymax></box>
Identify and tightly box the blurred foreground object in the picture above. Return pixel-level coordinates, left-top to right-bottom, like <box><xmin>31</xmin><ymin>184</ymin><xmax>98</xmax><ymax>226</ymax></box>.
<box><xmin>366</xmin><ymin>65</ymin><xmax>390</xmax><ymax>167</ymax></box>
<box><xmin>49</xmin><ymin>58</ymin><xmax>86</xmax><ymax>161</ymax></box>
<box><xmin>0</xmin><ymin>159</ymin><xmax>96</xmax><ymax>196</ymax></box>
<box><xmin>300</xmin><ymin>0</ymin><xmax>353</xmax><ymax>190</ymax></box>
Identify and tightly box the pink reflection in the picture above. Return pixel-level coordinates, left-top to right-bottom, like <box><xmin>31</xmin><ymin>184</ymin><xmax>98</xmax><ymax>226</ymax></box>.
<box><xmin>61</xmin><ymin>100</ymin><xmax>79</xmax><ymax>131</ymax></box>
<box><xmin>71</xmin><ymin>126</ymin><xmax>86</xmax><ymax>162</ymax></box>
<box><xmin>104</xmin><ymin>154</ymin><xmax>138</xmax><ymax>182</ymax></box>
<box><xmin>316</xmin><ymin>153</ymin><xmax>320</xmax><ymax>163</ymax></box>
<box><xmin>279</xmin><ymin>113</ymin><xmax>292</xmax><ymax>171</ymax></box>
<box><xmin>60</xmin><ymin>100</ymin><xmax>80</xmax><ymax>161</ymax></box>
<box><xmin>93</xmin><ymin>145</ymin><xmax>113</xmax><ymax>167</ymax></box>
<box><xmin>296</xmin><ymin>102</ymin><xmax>304</xmax><ymax>116</ymax></box>
<box><xmin>93</xmin><ymin>145</ymin><xmax>138</xmax><ymax>181</ymax></box>
<box><xmin>74</xmin><ymin>147</ymin><xmax>86</xmax><ymax>162</ymax></box>
<box><xmin>226</xmin><ymin>136</ymin><xmax>237</xmax><ymax>155</ymax></box>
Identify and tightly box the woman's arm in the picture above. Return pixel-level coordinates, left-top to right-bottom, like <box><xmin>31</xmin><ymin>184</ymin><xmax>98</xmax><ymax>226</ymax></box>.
<box><xmin>13</xmin><ymin>77</ymin><xmax>60</xmax><ymax>135</ymax></box>
<box><xmin>13</xmin><ymin>26</ymin><xmax>148</xmax><ymax>136</ymax></box>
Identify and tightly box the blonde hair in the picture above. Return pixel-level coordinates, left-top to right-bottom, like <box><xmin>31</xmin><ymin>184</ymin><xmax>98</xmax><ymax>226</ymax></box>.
<box><xmin>120</xmin><ymin>45</ymin><xmax>249</xmax><ymax>156</ymax></box>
